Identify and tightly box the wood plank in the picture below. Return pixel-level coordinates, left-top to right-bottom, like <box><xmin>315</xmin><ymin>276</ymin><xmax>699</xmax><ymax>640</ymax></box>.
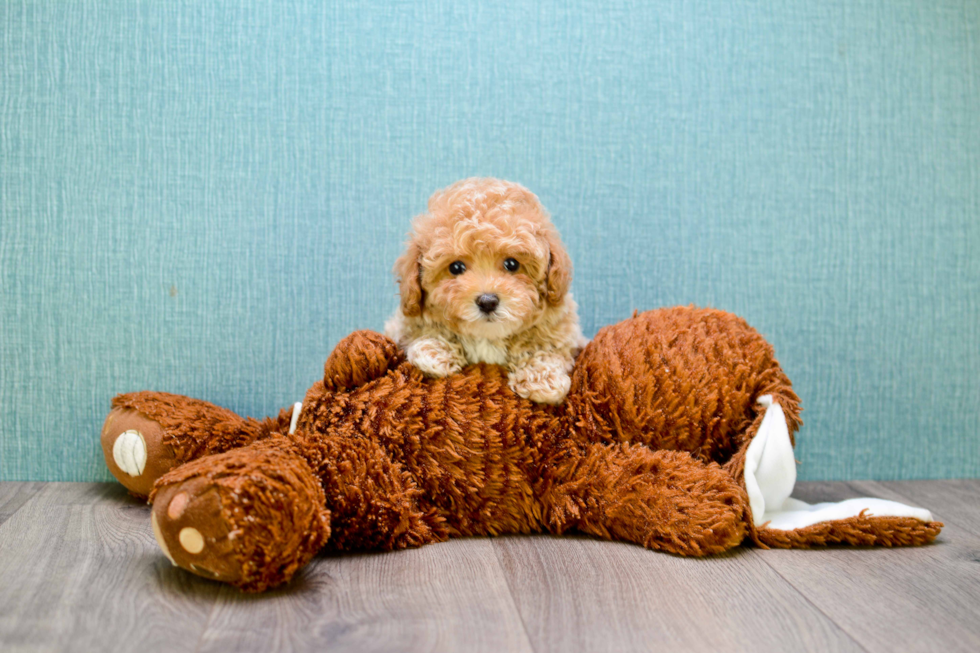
<box><xmin>493</xmin><ymin>533</ymin><xmax>862</xmax><ymax>653</ymax></box>
<box><xmin>0</xmin><ymin>482</ymin><xmax>220</xmax><ymax>653</ymax></box>
<box><xmin>0</xmin><ymin>482</ymin><xmax>44</xmax><ymax>527</ymax></box>
<box><xmin>756</xmin><ymin>481</ymin><xmax>980</xmax><ymax>653</ymax></box>
<box><xmin>196</xmin><ymin>538</ymin><xmax>534</xmax><ymax>653</ymax></box>
<box><xmin>2</xmin><ymin>480</ymin><xmax>977</xmax><ymax>653</ymax></box>
<box><xmin>876</xmin><ymin>479</ymin><xmax>980</xmax><ymax>537</ymax></box>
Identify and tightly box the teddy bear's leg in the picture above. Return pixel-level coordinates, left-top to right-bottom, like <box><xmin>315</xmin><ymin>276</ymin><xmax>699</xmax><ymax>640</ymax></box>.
<box><xmin>102</xmin><ymin>391</ymin><xmax>288</xmax><ymax>498</ymax></box>
<box><xmin>541</xmin><ymin>442</ymin><xmax>749</xmax><ymax>556</ymax></box>
<box><xmin>149</xmin><ymin>437</ymin><xmax>331</xmax><ymax>592</ymax></box>
<box><xmin>150</xmin><ymin>431</ymin><xmax>445</xmax><ymax>591</ymax></box>
<box><xmin>296</xmin><ymin>430</ymin><xmax>448</xmax><ymax>552</ymax></box>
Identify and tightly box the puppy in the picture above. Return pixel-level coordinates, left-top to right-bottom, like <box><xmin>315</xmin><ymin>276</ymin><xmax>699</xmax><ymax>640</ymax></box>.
<box><xmin>385</xmin><ymin>178</ymin><xmax>587</xmax><ymax>404</ymax></box>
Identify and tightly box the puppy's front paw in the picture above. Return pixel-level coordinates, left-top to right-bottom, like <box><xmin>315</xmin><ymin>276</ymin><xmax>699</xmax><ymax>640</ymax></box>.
<box><xmin>407</xmin><ymin>338</ymin><xmax>464</xmax><ymax>377</ymax></box>
<box><xmin>508</xmin><ymin>356</ymin><xmax>572</xmax><ymax>405</ymax></box>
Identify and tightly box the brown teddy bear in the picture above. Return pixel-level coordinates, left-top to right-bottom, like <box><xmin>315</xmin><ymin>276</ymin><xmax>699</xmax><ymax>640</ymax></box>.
<box><xmin>101</xmin><ymin>306</ymin><xmax>941</xmax><ymax>592</ymax></box>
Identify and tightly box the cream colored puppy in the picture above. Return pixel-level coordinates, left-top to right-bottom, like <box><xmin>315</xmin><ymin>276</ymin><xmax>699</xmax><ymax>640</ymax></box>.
<box><xmin>385</xmin><ymin>178</ymin><xmax>587</xmax><ymax>404</ymax></box>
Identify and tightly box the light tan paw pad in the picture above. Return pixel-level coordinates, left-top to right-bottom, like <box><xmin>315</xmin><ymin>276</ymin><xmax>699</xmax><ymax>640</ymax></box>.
<box><xmin>151</xmin><ymin>480</ymin><xmax>244</xmax><ymax>583</ymax></box>
<box><xmin>179</xmin><ymin>527</ymin><xmax>205</xmax><ymax>554</ymax></box>
<box><xmin>112</xmin><ymin>430</ymin><xmax>147</xmax><ymax>476</ymax></box>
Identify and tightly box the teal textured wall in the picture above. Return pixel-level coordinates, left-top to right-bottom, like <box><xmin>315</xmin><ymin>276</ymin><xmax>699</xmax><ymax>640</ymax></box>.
<box><xmin>1</xmin><ymin>1</ymin><xmax>978</xmax><ymax>482</ymax></box>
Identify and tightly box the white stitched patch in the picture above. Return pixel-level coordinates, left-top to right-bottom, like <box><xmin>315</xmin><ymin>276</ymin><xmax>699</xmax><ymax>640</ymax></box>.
<box><xmin>112</xmin><ymin>429</ymin><xmax>147</xmax><ymax>476</ymax></box>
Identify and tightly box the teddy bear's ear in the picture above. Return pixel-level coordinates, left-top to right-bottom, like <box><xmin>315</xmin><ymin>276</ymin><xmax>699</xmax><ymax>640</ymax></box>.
<box><xmin>544</xmin><ymin>230</ymin><xmax>572</xmax><ymax>306</ymax></box>
<box><xmin>323</xmin><ymin>331</ymin><xmax>404</xmax><ymax>392</ymax></box>
<box><xmin>394</xmin><ymin>240</ymin><xmax>425</xmax><ymax>317</ymax></box>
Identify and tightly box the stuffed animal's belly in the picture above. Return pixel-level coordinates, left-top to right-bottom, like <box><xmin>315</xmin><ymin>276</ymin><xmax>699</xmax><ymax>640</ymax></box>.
<box><xmin>405</xmin><ymin>424</ymin><xmax>549</xmax><ymax>537</ymax></box>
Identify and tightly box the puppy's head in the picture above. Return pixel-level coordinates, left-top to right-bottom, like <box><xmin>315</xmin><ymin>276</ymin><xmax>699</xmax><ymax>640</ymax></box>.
<box><xmin>394</xmin><ymin>178</ymin><xmax>572</xmax><ymax>339</ymax></box>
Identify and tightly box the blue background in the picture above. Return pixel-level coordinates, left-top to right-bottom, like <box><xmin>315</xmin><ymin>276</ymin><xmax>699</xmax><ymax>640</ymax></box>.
<box><xmin>1</xmin><ymin>0</ymin><xmax>977</xmax><ymax>482</ymax></box>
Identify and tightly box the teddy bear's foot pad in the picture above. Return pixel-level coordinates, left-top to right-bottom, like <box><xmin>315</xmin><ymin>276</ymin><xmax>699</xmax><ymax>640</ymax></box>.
<box><xmin>101</xmin><ymin>407</ymin><xmax>178</xmax><ymax>498</ymax></box>
<box><xmin>151</xmin><ymin>479</ymin><xmax>244</xmax><ymax>584</ymax></box>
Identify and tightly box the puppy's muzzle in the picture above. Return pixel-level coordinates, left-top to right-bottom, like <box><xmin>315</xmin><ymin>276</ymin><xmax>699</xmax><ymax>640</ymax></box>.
<box><xmin>476</xmin><ymin>293</ymin><xmax>500</xmax><ymax>314</ymax></box>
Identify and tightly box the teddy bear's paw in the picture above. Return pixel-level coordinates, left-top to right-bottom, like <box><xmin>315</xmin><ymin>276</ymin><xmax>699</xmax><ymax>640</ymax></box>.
<box><xmin>149</xmin><ymin>440</ymin><xmax>333</xmax><ymax>592</ymax></box>
<box><xmin>151</xmin><ymin>478</ymin><xmax>246</xmax><ymax>585</ymax></box>
<box><xmin>101</xmin><ymin>407</ymin><xmax>177</xmax><ymax>498</ymax></box>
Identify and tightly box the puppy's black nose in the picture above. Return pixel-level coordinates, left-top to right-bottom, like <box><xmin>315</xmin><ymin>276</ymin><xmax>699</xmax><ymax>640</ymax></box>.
<box><xmin>476</xmin><ymin>293</ymin><xmax>499</xmax><ymax>314</ymax></box>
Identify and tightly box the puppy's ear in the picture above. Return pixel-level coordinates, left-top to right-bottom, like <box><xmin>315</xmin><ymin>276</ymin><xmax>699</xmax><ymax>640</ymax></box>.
<box><xmin>394</xmin><ymin>240</ymin><xmax>425</xmax><ymax>317</ymax></box>
<box><xmin>544</xmin><ymin>231</ymin><xmax>572</xmax><ymax>306</ymax></box>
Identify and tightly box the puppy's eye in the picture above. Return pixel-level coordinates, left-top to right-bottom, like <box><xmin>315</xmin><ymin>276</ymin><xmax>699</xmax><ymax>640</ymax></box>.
<box><xmin>448</xmin><ymin>261</ymin><xmax>466</xmax><ymax>275</ymax></box>
<box><xmin>503</xmin><ymin>257</ymin><xmax>520</xmax><ymax>272</ymax></box>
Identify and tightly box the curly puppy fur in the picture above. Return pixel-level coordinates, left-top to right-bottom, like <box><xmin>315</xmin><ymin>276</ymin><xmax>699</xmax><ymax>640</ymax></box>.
<box><xmin>385</xmin><ymin>178</ymin><xmax>587</xmax><ymax>404</ymax></box>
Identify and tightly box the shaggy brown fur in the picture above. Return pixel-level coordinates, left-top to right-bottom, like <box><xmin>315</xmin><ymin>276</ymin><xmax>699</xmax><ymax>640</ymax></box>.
<box><xmin>152</xmin><ymin>438</ymin><xmax>330</xmax><ymax>588</ymax></box>
<box><xmin>103</xmin><ymin>307</ymin><xmax>942</xmax><ymax>592</ymax></box>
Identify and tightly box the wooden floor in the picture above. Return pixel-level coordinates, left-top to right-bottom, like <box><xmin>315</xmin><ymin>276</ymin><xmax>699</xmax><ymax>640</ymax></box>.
<box><xmin>0</xmin><ymin>480</ymin><xmax>978</xmax><ymax>653</ymax></box>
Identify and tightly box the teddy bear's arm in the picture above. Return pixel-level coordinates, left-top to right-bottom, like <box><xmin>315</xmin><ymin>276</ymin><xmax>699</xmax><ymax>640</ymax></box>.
<box><xmin>540</xmin><ymin>442</ymin><xmax>748</xmax><ymax>556</ymax></box>
<box><xmin>323</xmin><ymin>330</ymin><xmax>405</xmax><ymax>391</ymax></box>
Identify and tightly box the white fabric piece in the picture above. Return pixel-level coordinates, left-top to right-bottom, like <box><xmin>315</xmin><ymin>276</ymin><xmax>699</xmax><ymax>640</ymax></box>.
<box><xmin>764</xmin><ymin>497</ymin><xmax>934</xmax><ymax>531</ymax></box>
<box><xmin>744</xmin><ymin>396</ymin><xmax>796</xmax><ymax>524</ymax></box>
<box><xmin>744</xmin><ymin>396</ymin><xmax>933</xmax><ymax>530</ymax></box>
<box><xmin>288</xmin><ymin>402</ymin><xmax>302</xmax><ymax>435</ymax></box>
